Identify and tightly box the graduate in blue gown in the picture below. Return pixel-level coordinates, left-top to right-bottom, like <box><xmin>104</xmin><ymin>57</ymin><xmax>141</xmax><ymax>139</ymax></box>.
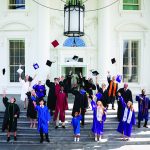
<box><xmin>71</xmin><ymin>112</ymin><xmax>82</xmax><ymax>142</ymax></box>
<box><xmin>33</xmin><ymin>98</ymin><xmax>51</xmax><ymax>143</ymax></box>
<box><xmin>91</xmin><ymin>96</ymin><xmax>106</xmax><ymax>142</ymax></box>
<box><xmin>117</xmin><ymin>100</ymin><xmax>136</xmax><ymax>141</ymax></box>
<box><xmin>33</xmin><ymin>81</ymin><xmax>46</xmax><ymax>99</ymax></box>
<box><xmin>136</xmin><ymin>89</ymin><xmax>150</xmax><ymax>128</ymax></box>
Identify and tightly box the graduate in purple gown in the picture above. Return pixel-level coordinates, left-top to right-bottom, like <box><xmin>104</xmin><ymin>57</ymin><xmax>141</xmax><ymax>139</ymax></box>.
<box><xmin>33</xmin><ymin>81</ymin><xmax>46</xmax><ymax>99</ymax></box>
<box><xmin>33</xmin><ymin>98</ymin><xmax>51</xmax><ymax>143</ymax></box>
<box><xmin>117</xmin><ymin>100</ymin><xmax>136</xmax><ymax>141</ymax></box>
<box><xmin>136</xmin><ymin>89</ymin><xmax>150</xmax><ymax>128</ymax></box>
<box><xmin>91</xmin><ymin>97</ymin><xmax>106</xmax><ymax>142</ymax></box>
<box><xmin>71</xmin><ymin>112</ymin><xmax>82</xmax><ymax>142</ymax></box>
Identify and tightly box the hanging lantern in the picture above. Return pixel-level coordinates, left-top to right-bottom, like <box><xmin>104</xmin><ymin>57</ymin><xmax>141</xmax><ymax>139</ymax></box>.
<box><xmin>64</xmin><ymin>0</ymin><xmax>85</xmax><ymax>37</ymax></box>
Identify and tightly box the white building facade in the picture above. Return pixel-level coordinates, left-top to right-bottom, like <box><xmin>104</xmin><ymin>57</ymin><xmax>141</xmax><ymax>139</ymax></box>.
<box><xmin>0</xmin><ymin>0</ymin><xmax>150</xmax><ymax>94</ymax></box>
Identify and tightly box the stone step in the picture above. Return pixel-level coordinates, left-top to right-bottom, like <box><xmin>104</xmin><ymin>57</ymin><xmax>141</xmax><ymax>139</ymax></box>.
<box><xmin>0</xmin><ymin>130</ymin><xmax>149</xmax><ymax>137</ymax></box>
<box><xmin>0</xmin><ymin>125</ymin><xmax>149</xmax><ymax>133</ymax></box>
<box><xmin>0</xmin><ymin>110</ymin><xmax>140</xmax><ymax>115</ymax></box>
<box><xmin>0</xmin><ymin>138</ymin><xmax>150</xmax><ymax>145</ymax></box>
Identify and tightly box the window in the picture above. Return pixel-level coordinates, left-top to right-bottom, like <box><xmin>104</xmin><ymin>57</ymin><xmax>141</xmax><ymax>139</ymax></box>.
<box><xmin>123</xmin><ymin>0</ymin><xmax>140</xmax><ymax>10</ymax></box>
<box><xmin>9</xmin><ymin>0</ymin><xmax>25</xmax><ymax>9</ymax></box>
<box><xmin>9</xmin><ymin>40</ymin><xmax>25</xmax><ymax>82</ymax></box>
<box><xmin>123</xmin><ymin>40</ymin><xmax>139</xmax><ymax>83</ymax></box>
<box><xmin>63</xmin><ymin>37</ymin><xmax>85</xmax><ymax>47</ymax></box>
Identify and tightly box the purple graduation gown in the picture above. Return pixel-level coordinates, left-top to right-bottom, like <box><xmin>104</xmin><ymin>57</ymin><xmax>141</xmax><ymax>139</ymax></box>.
<box><xmin>136</xmin><ymin>94</ymin><xmax>149</xmax><ymax>121</ymax></box>
<box><xmin>35</xmin><ymin>105</ymin><xmax>51</xmax><ymax>133</ymax></box>
<box><xmin>117</xmin><ymin>99</ymin><xmax>136</xmax><ymax>137</ymax></box>
<box><xmin>71</xmin><ymin>115</ymin><xmax>82</xmax><ymax>135</ymax></box>
<box><xmin>33</xmin><ymin>84</ymin><xmax>46</xmax><ymax>98</ymax></box>
<box><xmin>91</xmin><ymin>100</ymin><xmax>106</xmax><ymax>135</ymax></box>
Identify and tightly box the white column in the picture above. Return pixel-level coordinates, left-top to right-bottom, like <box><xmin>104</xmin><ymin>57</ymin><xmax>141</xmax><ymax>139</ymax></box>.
<box><xmin>36</xmin><ymin>0</ymin><xmax>50</xmax><ymax>82</ymax></box>
<box><xmin>97</xmin><ymin>0</ymin><xmax>115</xmax><ymax>83</ymax></box>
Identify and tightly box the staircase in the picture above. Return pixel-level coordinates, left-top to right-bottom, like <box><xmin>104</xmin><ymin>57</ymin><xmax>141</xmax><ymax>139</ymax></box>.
<box><xmin>0</xmin><ymin>106</ymin><xmax>150</xmax><ymax>150</ymax></box>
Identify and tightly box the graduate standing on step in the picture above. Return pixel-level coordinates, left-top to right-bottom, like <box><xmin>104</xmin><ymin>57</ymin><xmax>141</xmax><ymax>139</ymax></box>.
<box><xmin>117</xmin><ymin>83</ymin><xmax>132</xmax><ymax>121</ymax></box>
<box><xmin>117</xmin><ymin>83</ymin><xmax>133</xmax><ymax>104</ymax></box>
<box><xmin>54</xmin><ymin>85</ymin><xmax>68</xmax><ymax>129</ymax></box>
<box><xmin>71</xmin><ymin>85</ymin><xmax>88</xmax><ymax>126</ymax></box>
<box><xmin>46</xmin><ymin>75</ymin><xmax>60</xmax><ymax>116</ymax></box>
<box><xmin>19</xmin><ymin>74</ymin><xmax>30</xmax><ymax>109</ymax></box>
<box><xmin>27</xmin><ymin>90</ymin><xmax>38</xmax><ymax>128</ymax></box>
<box><xmin>96</xmin><ymin>76</ymin><xmax>109</xmax><ymax>109</ymax></box>
<box><xmin>91</xmin><ymin>96</ymin><xmax>106</xmax><ymax>142</ymax></box>
<box><xmin>107</xmin><ymin>71</ymin><xmax>118</xmax><ymax>110</ymax></box>
<box><xmin>136</xmin><ymin>89</ymin><xmax>150</xmax><ymax>128</ymax></box>
<box><xmin>33</xmin><ymin>98</ymin><xmax>50</xmax><ymax>143</ymax></box>
<box><xmin>2</xmin><ymin>90</ymin><xmax>20</xmax><ymax>142</ymax></box>
<box><xmin>117</xmin><ymin>93</ymin><xmax>126</xmax><ymax>122</ymax></box>
<box><xmin>19</xmin><ymin>71</ymin><xmax>36</xmax><ymax>109</ymax></box>
<box><xmin>117</xmin><ymin>100</ymin><xmax>136</xmax><ymax>141</ymax></box>
<box><xmin>71</xmin><ymin>112</ymin><xmax>82</xmax><ymax>142</ymax></box>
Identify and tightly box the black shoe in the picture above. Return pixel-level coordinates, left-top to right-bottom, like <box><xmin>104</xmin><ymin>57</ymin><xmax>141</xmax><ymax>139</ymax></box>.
<box><xmin>7</xmin><ymin>137</ymin><xmax>10</xmax><ymax>142</ymax></box>
<box><xmin>143</xmin><ymin>125</ymin><xmax>148</xmax><ymax>128</ymax></box>
<box><xmin>62</xmin><ymin>125</ymin><xmax>65</xmax><ymax>129</ymax></box>
<box><xmin>55</xmin><ymin>126</ymin><xmax>58</xmax><ymax>129</ymax></box>
<box><xmin>40</xmin><ymin>138</ymin><xmax>43</xmax><ymax>143</ymax></box>
<box><xmin>46</xmin><ymin>138</ymin><xmax>50</xmax><ymax>143</ymax></box>
<box><xmin>14</xmin><ymin>136</ymin><xmax>17</xmax><ymax>141</ymax></box>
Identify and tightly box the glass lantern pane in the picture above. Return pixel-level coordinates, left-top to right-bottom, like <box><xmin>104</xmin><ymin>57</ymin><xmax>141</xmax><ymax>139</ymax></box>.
<box><xmin>70</xmin><ymin>7</ymin><xmax>79</xmax><ymax>32</ymax></box>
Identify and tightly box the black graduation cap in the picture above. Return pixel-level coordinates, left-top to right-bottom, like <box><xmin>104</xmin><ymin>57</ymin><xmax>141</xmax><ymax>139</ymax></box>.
<box><xmin>72</xmin><ymin>55</ymin><xmax>79</xmax><ymax>61</ymax></box>
<box><xmin>46</xmin><ymin>60</ymin><xmax>55</xmax><ymax>67</ymax></box>
<box><xmin>92</xmin><ymin>71</ymin><xmax>99</xmax><ymax>76</ymax></box>
<box><xmin>111</xmin><ymin>58</ymin><xmax>116</xmax><ymax>64</ymax></box>
<box><xmin>2</xmin><ymin>68</ymin><xmax>5</xmax><ymax>75</ymax></box>
<box><xmin>26</xmin><ymin>91</ymin><xmax>31</xmax><ymax>98</ymax></box>
<box><xmin>28</xmin><ymin>76</ymin><xmax>33</xmax><ymax>82</ymax></box>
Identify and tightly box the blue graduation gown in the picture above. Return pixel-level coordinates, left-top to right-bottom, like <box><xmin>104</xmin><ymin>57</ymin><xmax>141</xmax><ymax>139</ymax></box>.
<box><xmin>71</xmin><ymin>115</ymin><xmax>82</xmax><ymax>135</ymax></box>
<box><xmin>136</xmin><ymin>95</ymin><xmax>149</xmax><ymax>121</ymax></box>
<box><xmin>35</xmin><ymin>105</ymin><xmax>51</xmax><ymax>133</ymax></box>
<box><xmin>91</xmin><ymin>100</ymin><xmax>106</xmax><ymax>135</ymax></box>
<box><xmin>117</xmin><ymin>101</ymin><xmax>136</xmax><ymax>137</ymax></box>
<box><xmin>33</xmin><ymin>84</ymin><xmax>46</xmax><ymax>98</ymax></box>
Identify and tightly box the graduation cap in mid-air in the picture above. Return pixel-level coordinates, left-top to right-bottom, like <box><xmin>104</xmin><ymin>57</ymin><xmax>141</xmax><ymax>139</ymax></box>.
<box><xmin>92</xmin><ymin>70</ymin><xmax>99</xmax><ymax>76</ymax></box>
<box><xmin>111</xmin><ymin>58</ymin><xmax>116</xmax><ymax>64</ymax></box>
<box><xmin>51</xmin><ymin>40</ymin><xmax>59</xmax><ymax>48</ymax></box>
<box><xmin>28</xmin><ymin>76</ymin><xmax>33</xmax><ymax>82</ymax></box>
<box><xmin>46</xmin><ymin>60</ymin><xmax>55</xmax><ymax>67</ymax></box>
<box><xmin>2</xmin><ymin>68</ymin><xmax>6</xmax><ymax>75</ymax></box>
<box><xmin>17</xmin><ymin>68</ymin><xmax>23</xmax><ymax>74</ymax></box>
<box><xmin>116</xmin><ymin>75</ymin><xmax>122</xmax><ymax>83</ymax></box>
<box><xmin>33</xmin><ymin>63</ymin><xmax>39</xmax><ymax>70</ymax></box>
<box><xmin>72</xmin><ymin>55</ymin><xmax>79</xmax><ymax>61</ymax></box>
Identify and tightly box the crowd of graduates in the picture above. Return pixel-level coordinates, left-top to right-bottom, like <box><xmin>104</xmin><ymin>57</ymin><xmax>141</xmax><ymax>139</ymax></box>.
<box><xmin>1</xmin><ymin>71</ymin><xmax>150</xmax><ymax>143</ymax></box>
